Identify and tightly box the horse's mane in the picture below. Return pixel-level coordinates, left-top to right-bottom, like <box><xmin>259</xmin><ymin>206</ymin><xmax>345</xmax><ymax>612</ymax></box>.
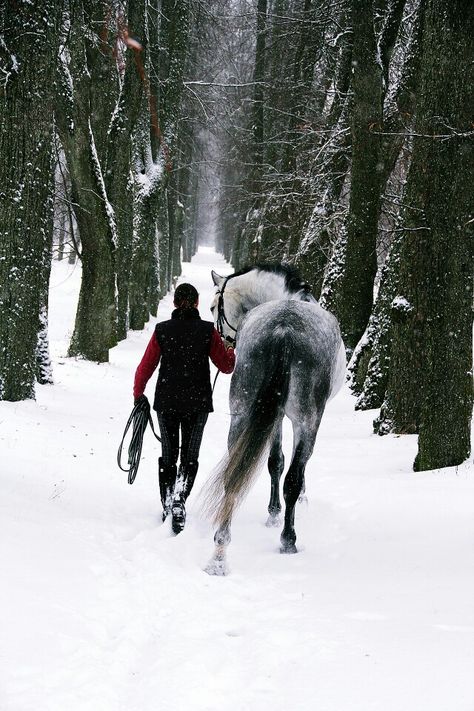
<box><xmin>226</xmin><ymin>263</ymin><xmax>311</xmax><ymax>295</ymax></box>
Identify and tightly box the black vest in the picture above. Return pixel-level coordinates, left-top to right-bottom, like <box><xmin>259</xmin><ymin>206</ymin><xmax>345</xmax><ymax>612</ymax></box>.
<box><xmin>153</xmin><ymin>308</ymin><xmax>214</xmax><ymax>414</ymax></box>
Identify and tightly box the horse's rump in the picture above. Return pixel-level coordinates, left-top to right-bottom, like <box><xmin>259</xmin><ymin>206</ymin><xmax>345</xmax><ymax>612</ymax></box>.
<box><xmin>236</xmin><ymin>300</ymin><xmax>343</xmax><ymax>415</ymax></box>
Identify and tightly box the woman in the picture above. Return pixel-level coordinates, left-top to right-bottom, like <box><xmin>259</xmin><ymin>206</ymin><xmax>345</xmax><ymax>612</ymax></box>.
<box><xmin>133</xmin><ymin>282</ymin><xmax>235</xmax><ymax>533</ymax></box>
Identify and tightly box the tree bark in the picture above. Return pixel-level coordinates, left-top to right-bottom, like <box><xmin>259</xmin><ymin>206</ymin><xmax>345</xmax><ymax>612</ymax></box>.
<box><xmin>128</xmin><ymin>0</ymin><xmax>190</xmax><ymax>327</ymax></box>
<box><xmin>350</xmin><ymin>3</ymin><xmax>424</xmax><ymax>403</ymax></box>
<box><xmin>293</xmin><ymin>6</ymin><xmax>352</xmax><ymax>296</ymax></box>
<box><xmin>322</xmin><ymin>0</ymin><xmax>383</xmax><ymax>354</ymax></box>
<box><xmin>106</xmin><ymin>0</ymin><xmax>146</xmax><ymax>340</ymax></box>
<box><xmin>378</xmin><ymin>0</ymin><xmax>473</xmax><ymax>469</ymax></box>
<box><xmin>0</xmin><ymin>0</ymin><xmax>60</xmax><ymax>400</ymax></box>
<box><xmin>56</xmin><ymin>0</ymin><xmax>118</xmax><ymax>362</ymax></box>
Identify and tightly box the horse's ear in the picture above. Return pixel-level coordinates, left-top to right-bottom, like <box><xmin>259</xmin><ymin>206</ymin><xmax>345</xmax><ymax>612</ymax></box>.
<box><xmin>211</xmin><ymin>270</ymin><xmax>224</xmax><ymax>287</ymax></box>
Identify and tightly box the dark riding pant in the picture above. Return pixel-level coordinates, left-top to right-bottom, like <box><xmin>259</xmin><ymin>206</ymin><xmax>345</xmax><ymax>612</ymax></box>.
<box><xmin>157</xmin><ymin>412</ymin><xmax>208</xmax><ymax>468</ymax></box>
<box><xmin>157</xmin><ymin>412</ymin><xmax>208</xmax><ymax>506</ymax></box>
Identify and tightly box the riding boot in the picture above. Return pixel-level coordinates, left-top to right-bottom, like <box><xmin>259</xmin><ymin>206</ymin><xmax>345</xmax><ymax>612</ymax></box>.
<box><xmin>159</xmin><ymin>457</ymin><xmax>177</xmax><ymax>522</ymax></box>
<box><xmin>171</xmin><ymin>495</ymin><xmax>186</xmax><ymax>534</ymax></box>
<box><xmin>170</xmin><ymin>460</ymin><xmax>199</xmax><ymax>535</ymax></box>
<box><xmin>182</xmin><ymin>460</ymin><xmax>199</xmax><ymax>501</ymax></box>
<box><xmin>170</xmin><ymin>463</ymin><xmax>185</xmax><ymax>534</ymax></box>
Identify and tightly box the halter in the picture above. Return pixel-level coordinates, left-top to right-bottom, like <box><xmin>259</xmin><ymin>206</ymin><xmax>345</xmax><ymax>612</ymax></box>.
<box><xmin>216</xmin><ymin>279</ymin><xmax>238</xmax><ymax>342</ymax></box>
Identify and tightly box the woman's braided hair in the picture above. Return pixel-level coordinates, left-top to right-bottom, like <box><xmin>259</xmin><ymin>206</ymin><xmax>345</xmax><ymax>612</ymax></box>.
<box><xmin>174</xmin><ymin>283</ymin><xmax>199</xmax><ymax>310</ymax></box>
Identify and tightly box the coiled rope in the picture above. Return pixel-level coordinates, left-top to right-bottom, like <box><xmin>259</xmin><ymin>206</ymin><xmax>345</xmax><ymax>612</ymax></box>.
<box><xmin>117</xmin><ymin>395</ymin><xmax>161</xmax><ymax>485</ymax></box>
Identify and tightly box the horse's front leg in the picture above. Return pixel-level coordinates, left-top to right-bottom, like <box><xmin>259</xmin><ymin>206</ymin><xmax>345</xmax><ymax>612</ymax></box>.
<box><xmin>204</xmin><ymin>519</ymin><xmax>232</xmax><ymax>576</ymax></box>
<box><xmin>266</xmin><ymin>421</ymin><xmax>284</xmax><ymax>527</ymax></box>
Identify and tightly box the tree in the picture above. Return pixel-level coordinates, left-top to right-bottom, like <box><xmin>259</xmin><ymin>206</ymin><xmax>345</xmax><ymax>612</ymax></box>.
<box><xmin>0</xmin><ymin>0</ymin><xmax>60</xmax><ymax>400</ymax></box>
<box><xmin>56</xmin><ymin>0</ymin><xmax>119</xmax><ymax>362</ymax></box>
<box><xmin>376</xmin><ymin>0</ymin><xmax>473</xmax><ymax>470</ymax></box>
<box><xmin>321</xmin><ymin>0</ymin><xmax>385</xmax><ymax>354</ymax></box>
<box><xmin>128</xmin><ymin>0</ymin><xmax>190</xmax><ymax>330</ymax></box>
<box><xmin>294</xmin><ymin>3</ymin><xmax>352</xmax><ymax>296</ymax></box>
<box><xmin>349</xmin><ymin>1</ymin><xmax>425</xmax><ymax>407</ymax></box>
<box><xmin>106</xmin><ymin>0</ymin><xmax>146</xmax><ymax>340</ymax></box>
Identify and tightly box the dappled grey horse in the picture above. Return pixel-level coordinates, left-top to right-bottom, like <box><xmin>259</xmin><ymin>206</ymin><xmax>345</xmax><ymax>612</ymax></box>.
<box><xmin>203</xmin><ymin>264</ymin><xmax>346</xmax><ymax>575</ymax></box>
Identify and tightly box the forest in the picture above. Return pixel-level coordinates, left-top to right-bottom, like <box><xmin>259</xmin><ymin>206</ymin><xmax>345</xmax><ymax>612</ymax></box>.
<box><xmin>0</xmin><ymin>0</ymin><xmax>472</xmax><ymax>472</ymax></box>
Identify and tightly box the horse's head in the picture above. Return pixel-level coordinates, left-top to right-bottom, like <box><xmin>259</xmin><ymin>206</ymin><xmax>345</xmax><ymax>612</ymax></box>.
<box><xmin>210</xmin><ymin>263</ymin><xmax>313</xmax><ymax>341</ymax></box>
<box><xmin>210</xmin><ymin>270</ymin><xmax>244</xmax><ymax>342</ymax></box>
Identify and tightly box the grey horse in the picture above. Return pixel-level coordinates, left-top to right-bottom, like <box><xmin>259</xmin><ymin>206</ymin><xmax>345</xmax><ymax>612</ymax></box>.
<box><xmin>203</xmin><ymin>264</ymin><xmax>346</xmax><ymax>575</ymax></box>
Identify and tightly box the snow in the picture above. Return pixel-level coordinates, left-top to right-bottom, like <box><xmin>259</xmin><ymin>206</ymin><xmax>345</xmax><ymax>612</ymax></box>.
<box><xmin>391</xmin><ymin>295</ymin><xmax>413</xmax><ymax>313</ymax></box>
<box><xmin>135</xmin><ymin>159</ymin><xmax>164</xmax><ymax>199</ymax></box>
<box><xmin>1</xmin><ymin>247</ymin><xmax>473</xmax><ymax>711</ymax></box>
<box><xmin>88</xmin><ymin>120</ymin><xmax>118</xmax><ymax>249</ymax></box>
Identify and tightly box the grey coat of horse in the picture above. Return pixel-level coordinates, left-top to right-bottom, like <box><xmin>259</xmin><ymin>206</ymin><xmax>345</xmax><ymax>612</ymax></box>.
<box><xmin>203</xmin><ymin>264</ymin><xmax>346</xmax><ymax>575</ymax></box>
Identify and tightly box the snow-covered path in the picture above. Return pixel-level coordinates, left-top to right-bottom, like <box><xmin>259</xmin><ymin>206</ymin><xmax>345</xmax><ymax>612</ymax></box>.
<box><xmin>1</xmin><ymin>248</ymin><xmax>473</xmax><ymax>711</ymax></box>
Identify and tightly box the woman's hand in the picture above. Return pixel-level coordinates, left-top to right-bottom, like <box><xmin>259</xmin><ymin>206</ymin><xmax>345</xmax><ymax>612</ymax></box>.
<box><xmin>224</xmin><ymin>335</ymin><xmax>236</xmax><ymax>349</ymax></box>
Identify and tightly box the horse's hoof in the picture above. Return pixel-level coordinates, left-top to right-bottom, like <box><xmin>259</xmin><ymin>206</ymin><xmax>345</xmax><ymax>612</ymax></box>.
<box><xmin>298</xmin><ymin>494</ymin><xmax>308</xmax><ymax>506</ymax></box>
<box><xmin>265</xmin><ymin>514</ymin><xmax>281</xmax><ymax>528</ymax></box>
<box><xmin>280</xmin><ymin>542</ymin><xmax>298</xmax><ymax>554</ymax></box>
<box><xmin>204</xmin><ymin>556</ymin><xmax>229</xmax><ymax>576</ymax></box>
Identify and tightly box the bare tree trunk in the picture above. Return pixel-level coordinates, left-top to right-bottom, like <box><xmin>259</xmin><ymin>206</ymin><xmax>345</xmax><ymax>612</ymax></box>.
<box><xmin>36</xmin><ymin>224</ymin><xmax>54</xmax><ymax>386</ymax></box>
<box><xmin>378</xmin><ymin>0</ymin><xmax>473</xmax><ymax>470</ymax></box>
<box><xmin>56</xmin><ymin>0</ymin><xmax>118</xmax><ymax>362</ymax></box>
<box><xmin>322</xmin><ymin>0</ymin><xmax>383</xmax><ymax>354</ymax></box>
<box><xmin>350</xmin><ymin>3</ymin><xmax>425</xmax><ymax>403</ymax></box>
<box><xmin>106</xmin><ymin>0</ymin><xmax>146</xmax><ymax>340</ymax></box>
<box><xmin>0</xmin><ymin>0</ymin><xmax>60</xmax><ymax>400</ymax></box>
<box><xmin>128</xmin><ymin>0</ymin><xmax>190</xmax><ymax>326</ymax></box>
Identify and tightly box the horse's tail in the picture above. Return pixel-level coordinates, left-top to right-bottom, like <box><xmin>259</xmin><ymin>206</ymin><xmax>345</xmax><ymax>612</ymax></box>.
<box><xmin>202</xmin><ymin>332</ymin><xmax>290</xmax><ymax>528</ymax></box>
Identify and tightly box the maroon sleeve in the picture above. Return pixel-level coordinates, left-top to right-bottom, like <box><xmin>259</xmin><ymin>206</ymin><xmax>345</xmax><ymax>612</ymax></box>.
<box><xmin>133</xmin><ymin>332</ymin><xmax>161</xmax><ymax>399</ymax></box>
<box><xmin>209</xmin><ymin>328</ymin><xmax>235</xmax><ymax>374</ymax></box>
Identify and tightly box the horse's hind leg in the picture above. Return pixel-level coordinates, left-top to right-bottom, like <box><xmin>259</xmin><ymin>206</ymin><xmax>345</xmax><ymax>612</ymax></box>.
<box><xmin>205</xmin><ymin>413</ymin><xmax>244</xmax><ymax>576</ymax></box>
<box><xmin>266</xmin><ymin>420</ymin><xmax>284</xmax><ymax>527</ymax></box>
<box><xmin>280</xmin><ymin>424</ymin><xmax>320</xmax><ymax>554</ymax></box>
<box><xmin>205</xmin><ymin>519</ymin><xmax>232</xmax><ymax>576</ymax></box>
<box><xmin>298</xmin><ymin>476</ymin><xmax>308</xmax><ymax>505</ymax></box>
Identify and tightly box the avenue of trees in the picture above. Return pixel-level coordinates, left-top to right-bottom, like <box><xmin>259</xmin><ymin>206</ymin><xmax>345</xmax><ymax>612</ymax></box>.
<box><xmin>0</xmin><ymin>0</ymin><xmax>472</xmax><ymax>472</ymax></box>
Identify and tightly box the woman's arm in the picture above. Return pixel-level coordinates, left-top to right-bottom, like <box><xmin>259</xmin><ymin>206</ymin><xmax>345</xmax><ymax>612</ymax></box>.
<box><xmin>209</xmin><ymin>328</ymin><xmax>235</xmax><ymax>373</ymax></box>
<box><xmin>133</xmin><ymin>333</ymin><xmax>161</xmax><ymax>399</ymax></box>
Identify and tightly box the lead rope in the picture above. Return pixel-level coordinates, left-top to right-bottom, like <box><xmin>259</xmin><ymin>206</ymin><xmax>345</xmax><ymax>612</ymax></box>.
<box><xmin>212</xmin><ymin>369</ymin><xmax>220</xmax><ymax>393</ymax></box>
<box><xmin>117</xmin><ymin>395</ymin><xmax>161</xmax><ymax>485</ymax></box>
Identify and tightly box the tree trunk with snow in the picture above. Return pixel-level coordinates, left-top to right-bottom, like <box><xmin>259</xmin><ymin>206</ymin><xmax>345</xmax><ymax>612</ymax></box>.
<box><xmin>167</xmin><ymin>176</ymin><xmax>183</xmax><ymax>286</ymax></box>
<box><xmin>235</xmin><ymin>0</ymin><xmax>267</xmax><ymax>265</ymax></box>
<box><xmin>0</xmin><ymin>0</ymin><xmax>60</xmax><ymax>401</ymax></box>
<box><xmin>129</xmin><ymin>179</ymin><xmax>161</xmax><ymax>329</ymax></box>
<box><xmin>350</xmin><ymin>234</ymin><xmax>403</xmax><ymax>410</ymax></box>
<box><xmin>294</xmin><ymin>14</ymin><xmax>353</xmax><ymax>296</ymax></box>
<box><xmin>56</xmin><ymin>0</ymin><xmax>118</xmax><ymax>362</ymax></box>
<box><xmin>36</xmin><ymin>168</ymin><xmax>55</xmax><ymax>386</ymax></box>
<box><xmin>106</xmin><ymin>0</ymin><xmax>146</xmax><ymax>340</ymax></box>
<box><xmin>322</xmin><ymin>0</ymin><xmax>383</xmax><ymax>354</ymax></box>
<box><xmin>349</xmin><ymin>3</ymin><xmax>425</xmax><ymax>403</ymax></box>
<box><xmin>128</xmin><ymin>0</ymin><xmax>189</xmax><ymax>325</ymax></box>
<box><xmin>377</xmin><ymin>0</ymin><xmax>473</xmax><ymax>470</ymax></box>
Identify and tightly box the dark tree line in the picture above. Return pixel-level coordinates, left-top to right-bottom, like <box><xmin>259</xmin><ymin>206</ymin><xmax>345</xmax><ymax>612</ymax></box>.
<box><xmin>212</xmin><ymin>0</ymin><xmax>473</xmax><ymax>471</ymax></box>
<box><xmin>0</xmin><ymin>0</ymin><xmax>472</xmax><ymax>472</ymax></box>
<box><xmin>1</xmin><ymin>0</ymin><xmax>205</xmax><ymax>385</ymax></box>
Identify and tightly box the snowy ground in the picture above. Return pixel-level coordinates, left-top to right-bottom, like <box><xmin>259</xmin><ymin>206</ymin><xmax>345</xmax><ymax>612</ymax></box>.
<box><xmin>1</xmin><ymin>248</ymin><xmax>473</xmax><ymax>711</ymax></box>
